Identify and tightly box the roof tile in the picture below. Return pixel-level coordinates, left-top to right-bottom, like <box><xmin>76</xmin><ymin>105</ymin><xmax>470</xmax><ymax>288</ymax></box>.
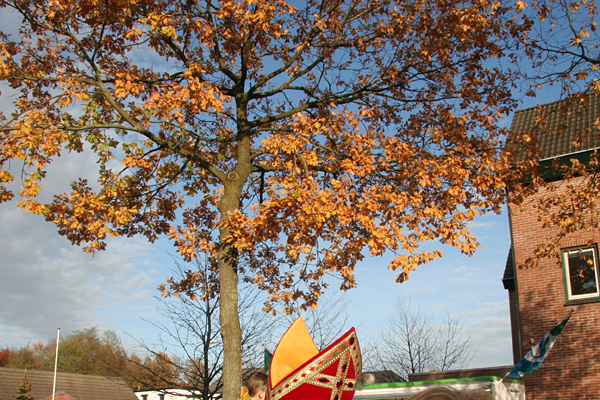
<box><xmin>0</xmin><ymin>367</ymin><xmax>137</xmax><ymax>400</ymax></box>
<box><xmin>509</xmin><ymin>93</ymin><xmax>600</xmax><ymax>161</ymax></box>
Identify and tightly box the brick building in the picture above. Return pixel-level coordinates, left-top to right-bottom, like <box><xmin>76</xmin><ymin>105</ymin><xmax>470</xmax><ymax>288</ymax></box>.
<box><xmin>503</xmin><ymin>94</ymin><xmax>600</xmax><ymax>399</ymax></box>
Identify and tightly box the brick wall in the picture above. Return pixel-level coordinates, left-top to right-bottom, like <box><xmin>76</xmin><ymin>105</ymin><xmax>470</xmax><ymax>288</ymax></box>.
<box><xmin>509</xmin><ymin>176</ymin><xmax>600</xmax><ymax>400</ymax></box>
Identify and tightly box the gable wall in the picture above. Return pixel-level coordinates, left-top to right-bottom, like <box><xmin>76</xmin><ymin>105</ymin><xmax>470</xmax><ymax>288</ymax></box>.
<box><xmin>509</xmin><ymin>176</ymin><xmax>600</xmax><ymax>400</ymax></box>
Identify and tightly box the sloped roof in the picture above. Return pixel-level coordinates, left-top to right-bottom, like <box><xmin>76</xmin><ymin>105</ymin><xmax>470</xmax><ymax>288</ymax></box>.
<box><xmin>358</xmin><ymin>370</ymin><xmax>405</xmax><ymax>384</ymax></box>
<box><xmin>0</xmin><ymin>367</ymin><xmax>137</xmax><ymax>400</ymax></box>
<box><xmin>43</xmin><ymin>394</ymin><xmax>77</xmax><ymax>400</ymax></box>
<box><xmin>509</xmin><ymin>93</ymin><xmax>600</xmax><ymax>161</ymax></box>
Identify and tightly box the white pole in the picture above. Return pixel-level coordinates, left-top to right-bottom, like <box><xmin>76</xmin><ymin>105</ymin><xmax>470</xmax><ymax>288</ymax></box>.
<box><xmin>52</xmin><ymin>328</ymin><xmax>61</xmax><ymax>400</ymax></box>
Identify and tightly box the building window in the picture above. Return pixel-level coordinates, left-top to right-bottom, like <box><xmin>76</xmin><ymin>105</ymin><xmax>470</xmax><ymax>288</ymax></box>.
<box><xmin>141</xmin><ymin>396</ymin><xmax>148</xmax><ymax>400</ymax></box>
<box><xmin>562</xmin><ymin>245</ymin><xmax>600</xmax><ymax>301</ymax></box>
<box><xmin>159</xmin><ymin>395</ymin><xmax>165</xmax><ymax>400</ymax></box>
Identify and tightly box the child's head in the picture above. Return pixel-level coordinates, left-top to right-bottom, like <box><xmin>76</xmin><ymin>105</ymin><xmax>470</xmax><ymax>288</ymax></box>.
<box><xmin>245</xmin><ymin>371</ymin><xmax>269</xmax><ymax>400</ymax></box>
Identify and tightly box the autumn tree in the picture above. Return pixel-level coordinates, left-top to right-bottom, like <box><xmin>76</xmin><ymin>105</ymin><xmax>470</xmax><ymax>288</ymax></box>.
<box><xmin>370</xmin><ymin>295</ymin><xmax>472</xmax><ymax>380</ymax></box>
<box><xmin>0</xmin><ymin>0</ymin><xmax>527</xmax><ymax>398</ymax></box>
<box><xmin>47</xmin><ymin>327</ymin><xmax>131</xmax><ymax>376</ymax></box>
<box><xmin>6</xmin><ymin>328</ymin><xmax>178</xmax><ymax>391</ymax></box>
<box><xmin>0</xmin><ymin>346</ymin><xmax>16</xmax><ymax>367</ymax></box>
<box><xmin>9</xmin><ymin>342</ymin><xmax>52</xmax><ymax>371</ymax></box>
<box><xmin>8</xmin><ymin>328</ymin><xmax>132</xmax><ymax>377</ymax></box>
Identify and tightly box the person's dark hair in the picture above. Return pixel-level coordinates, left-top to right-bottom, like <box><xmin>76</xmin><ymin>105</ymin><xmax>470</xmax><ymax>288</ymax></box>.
<box><xmin>245</xmin><ymin>371</ymin><xmax>269</xmax><ymax>397</ymax></box>
<box><xmin>410</xmin><ymin>386</ymin><xmax>494</xmax><ymax>400</ymax></box>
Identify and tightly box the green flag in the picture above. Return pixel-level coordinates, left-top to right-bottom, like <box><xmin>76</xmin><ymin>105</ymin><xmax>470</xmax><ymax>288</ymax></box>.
<box><xmin>264</xmin><ymin>348</ymin><xmax>273</xmax><ymax>372</ymax></box>
<box><xmin>507</xmin><ymin>310</ymin><xmax>573</xmax><ymax>378</ymax></box>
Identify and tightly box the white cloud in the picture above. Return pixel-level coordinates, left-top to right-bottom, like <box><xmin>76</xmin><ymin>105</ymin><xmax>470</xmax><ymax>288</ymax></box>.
<box><xmin>453</xmin><ymin>265</ymin><xmax>467</xmax><ymax>273</ymax></box>
<box><xmin>452</xmin><ymin>273</ymin><xmax>476</xmax><ymax>283</ymax></box>
<box><xmin>468</xmin><ymin>220</ymin><xmax>497</xmax><ymax>229</ymax></box>
<box><xmin>0</xmin><ymin>213</ymin><xmax>100</xmax><ymax>344</ymax></box>
<box><xmin>466</xmin><ymin>316</ymin><xmax>513</xmax><ymax>368</ymax></box>
<box><xmin>458</xmin><ymin>300</ymin><xmax>509</xmax><ymax>320</ymax></box>
<box><xmin>0</xmin><ymin>198</ymin><xmax>171</xmax><ymax>347</ymax></box>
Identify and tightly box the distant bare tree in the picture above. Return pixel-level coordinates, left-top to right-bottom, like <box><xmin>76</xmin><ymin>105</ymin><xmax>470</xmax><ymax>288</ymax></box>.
<box><xmin>134</xmin><ymin>254</ymin><xmax>281</xmax><ymax>399</ymax></box>
<box><xmin>374</xmin><ymin>296</ymin><xmax>473</xmax><ymax>380</ymax></box>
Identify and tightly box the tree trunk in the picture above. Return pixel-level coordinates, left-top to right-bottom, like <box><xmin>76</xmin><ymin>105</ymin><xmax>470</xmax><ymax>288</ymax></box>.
<box><xmin>218</xmin><ymin>234</ymin><xmax>242</xmax><ymax>400</ymax></box>
<box><xmin>217</xmin><ymin>167</ymin><xmax>249</xmax><ymax>400</ymax></box>
<box><xmin>218</xmin><ymin>97</ymin><xmax>253</xmax><ymax>400</ymax></box>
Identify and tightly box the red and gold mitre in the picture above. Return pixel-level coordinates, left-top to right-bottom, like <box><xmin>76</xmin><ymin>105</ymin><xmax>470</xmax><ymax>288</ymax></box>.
<box><xmin>269</xmin><ymin>317</ymin><xmax>362</xmax><ymax>400</ymax></box>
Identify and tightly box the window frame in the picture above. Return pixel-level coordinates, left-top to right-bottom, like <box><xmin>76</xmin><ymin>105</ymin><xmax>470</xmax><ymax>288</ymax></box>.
<box><xmin>562</xmin><ymin>244</ymin><xmax>600</xmax><ymax>302</ymax></box>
